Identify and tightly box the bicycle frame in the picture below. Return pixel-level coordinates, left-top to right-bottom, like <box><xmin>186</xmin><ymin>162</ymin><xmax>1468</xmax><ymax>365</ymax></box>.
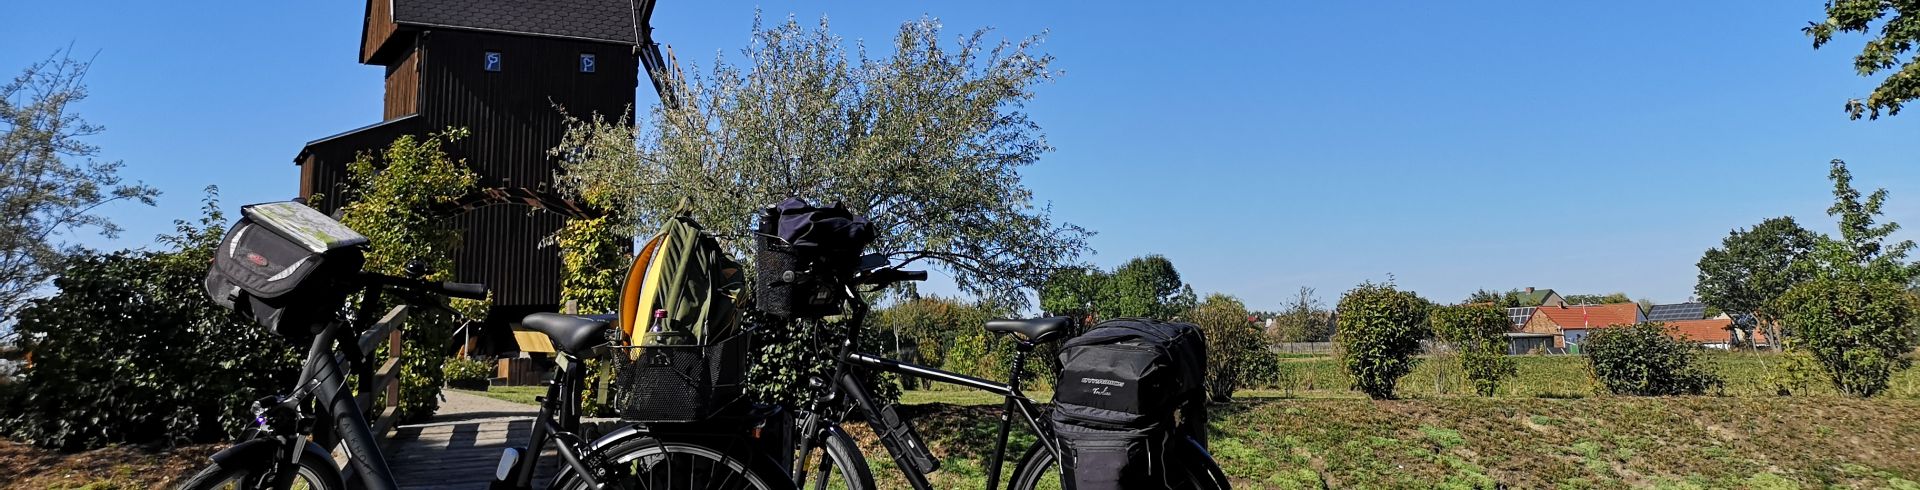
<box><xmin>794</xmin><ymin>295</ymin><xmax>1061</xmax><ymax>490</ymax></box>
<box><xmin>216</xmin><ymin>283</ymin><xmax>400</xmax><ymax>490</ymax></box>
<box><xmin>497</xmin><ymin>350</ymin><xmax>606</xmax><ymax>490</ymax></box>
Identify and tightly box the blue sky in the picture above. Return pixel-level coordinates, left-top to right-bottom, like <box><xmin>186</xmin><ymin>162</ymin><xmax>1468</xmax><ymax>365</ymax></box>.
<box><xmin>4</xmin><ymin>1</ymin><xmax>1917</xmax><ymax>311</ymax></box>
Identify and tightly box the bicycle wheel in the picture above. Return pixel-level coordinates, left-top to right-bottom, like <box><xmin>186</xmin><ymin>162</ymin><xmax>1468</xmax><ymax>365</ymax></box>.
<box><xmin>175</xmin><ymin>448</ymin><xmax>345</xmax><ymax>490</ymax></box>
<box><xmin>793</xmin><ymin>426</ymin><xmax>874</xmax><ymax>490</ymax></box>
<box><xmin>551</xmin><ymin>437</ymin><xmax>793</xmax><ymax>490</ymax></box>
<box><xmin>1009</xmin><ymin>435</ymin><xmax>1231</xmax><ymax>490</ymax></box>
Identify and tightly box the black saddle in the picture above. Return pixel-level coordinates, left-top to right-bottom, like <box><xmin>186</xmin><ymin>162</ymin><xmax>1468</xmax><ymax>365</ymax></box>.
<box><xmin>983</xmin><ymin>316</ymin><xmax>1074</xmax><ymax>344</ymax></box>
<box><xmin>522</xmin><ymin>313</ymin><xmax>615</xmax><ymax>354</ymax></box>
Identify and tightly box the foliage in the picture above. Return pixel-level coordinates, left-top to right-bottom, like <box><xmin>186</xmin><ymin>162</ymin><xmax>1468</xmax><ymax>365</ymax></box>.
<box><xmin>1464</xmin><ymin>289</ymin><xmax>1524</xmax><ymax>308</ymax></box>
<box><xmin>1188</xmin><ymin>294</ymin><xmax>1270</xmax><ymax>401</ymax></box>
<box><xmin>1563</xmin><ymin>292</ymin><xmax>1633</xmax><ymax>305</ymax></box>
<box><xmin>1582</xmin><ymin>323</ymin><xmax>1721</xmax><ymax>396</ymax></box>
<box><xmin>1695</xmin><ymin>216</ymin><xmax>1819</xmax><ymax>348</ymax></box>
<box><xmin>1</xmin><ymin>190</ymin><xmax>299</xmax><ymax>450</ymax></box>
<box><xmin>337</xmin><ymin>129</ymin><xmax>483</xmax><ymax>421</ymax></box>
<box><xmin>1269</xmin><ymin>287</ymin><xmax>1334</xmax><ymax>342</ymax></box>
<box><xmin>1801</xmin><ymin>160</ymin><xmax>1919</xmax><ymax>285</ymax></box>
<box><xmin>552</xmin><ymin>16</ymin><xmax>1088</xmax><ymax>306</ymax></box>
<box><xmin>0</xmin><ymin>50</ymin><xmax>159</xmax><ymax>326</ymax></box>
<box><xmin>552</xmin><ymin>216</ymin><xmax>625</xmax><ymax>315</ymax></box>
<box><xmin>1334</xmin><ymin>282</ymin><xmax>1430</xmax><ymax>399</ymax></box>
<box><xmin>1763</xmin><ymin>351</ymin><xmax>1826</xmax><ymax>396</ymax></box>
<box><xmin>1430</xmin><ymin>304</ymin><xmax>1518</xmax><ymax>396</ymax></box>
<box><xmin>442</xmin><ymin>356</ymin><xmax>494</xmax><ymax>385</ymax></box>
<box><xmin>874</xmin><ymin>296</ymin><xmax>1000</xmax><ymax>373</ymax></box>
<box><xmin>1805</xmin><ymin>1</ymin><xmax>1920</xmax><ymax>119</ymax></box>
<box><xmin>1774</xmin><ymin>279</ymin><xmax>1918</xmax><ymax>397</ymax></box>
<box><xmin>1038</xmin><ymin>255</ymin><xmax>1196</xmax><ymax>322</ymax></box>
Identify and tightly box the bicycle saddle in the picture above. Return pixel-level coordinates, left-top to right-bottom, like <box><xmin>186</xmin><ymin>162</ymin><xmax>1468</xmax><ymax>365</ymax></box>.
<box><xmin>983</xmin><ymin>316</ymin><xmax>1073</xmax><ymax>344</ymax></box>
<box><xmin>522</xmin><ymin>313</ymin><xmax>615</xmax><ymax>354</ymax></box>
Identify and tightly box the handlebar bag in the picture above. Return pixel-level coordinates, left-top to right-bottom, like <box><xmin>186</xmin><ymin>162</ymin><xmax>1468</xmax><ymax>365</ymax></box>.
<box><xmin>203</xmin><ymin>201</ymin><xmax>367</xmax><ymax>337</ymax></box>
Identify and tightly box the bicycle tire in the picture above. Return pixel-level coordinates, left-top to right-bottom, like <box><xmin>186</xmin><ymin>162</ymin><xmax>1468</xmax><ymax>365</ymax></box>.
<box><xmin>793</xmin><ymin>425</ymin><xmax>874</xmax><ymax>490</ymax></box>
<box><xmin>175</xmin><ymin>448</ymin><xmax>345</xmax><ymax>490</ymax></box>
<box><xmin>1009</xmin><ymin>435</ymin><xmax>1232</xmax><ymax>490</ymax></box>
<box><xmin>549</xmin><ymin>437</ymin><xmax>794</xmax><ymax>490</ymax></box>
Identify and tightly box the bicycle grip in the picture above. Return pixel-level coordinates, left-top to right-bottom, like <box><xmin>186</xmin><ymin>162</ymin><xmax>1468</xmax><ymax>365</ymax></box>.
<box><xmin>437</xmin><ymin>282</ymin><xmax>488</xmax><ymax>300</ymax></box>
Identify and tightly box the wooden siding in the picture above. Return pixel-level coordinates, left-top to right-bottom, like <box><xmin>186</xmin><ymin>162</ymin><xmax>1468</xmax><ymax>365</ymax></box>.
<box><xmin>414</xmin><ymin>30</ymin><xmax>637</xmax><ymax>308</ymax></box>
<box><xmin>384</xmin><ymin>48</ymin><xmax>420</xmax><ymax>119</ymax></box>
<box><xmin>362</xmin><ymin>0</ymin><xmax>397</xmax><ymax>63</ymax></box>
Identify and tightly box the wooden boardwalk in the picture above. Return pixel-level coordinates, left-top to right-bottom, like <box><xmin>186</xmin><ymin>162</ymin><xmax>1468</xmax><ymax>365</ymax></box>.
<box><xmin>384</xmin><ymin>390</ymin><xmax>558</xmax><ymax>490</ymax></box>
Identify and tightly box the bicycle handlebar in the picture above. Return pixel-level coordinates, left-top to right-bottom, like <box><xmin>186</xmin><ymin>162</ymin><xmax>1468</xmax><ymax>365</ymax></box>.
<box><xmin>361</xmin><ymin>272</ymin><xmax>489</xmax><ymax>300</ymax></box>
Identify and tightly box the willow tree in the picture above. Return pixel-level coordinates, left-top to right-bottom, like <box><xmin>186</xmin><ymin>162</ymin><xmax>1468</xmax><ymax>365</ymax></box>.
<box><xmin>553</xmin><ymin>16</ymin><xmax>1089</xmax><ymax>305</ymax></box>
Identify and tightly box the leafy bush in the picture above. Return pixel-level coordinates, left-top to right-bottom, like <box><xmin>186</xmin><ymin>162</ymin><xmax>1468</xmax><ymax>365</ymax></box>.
<box><xmin>1430</xmin><ymin>304</ymin><xmax>1517</xmax><ymax>396</ymax></box>
<box><xmin>1583</xmin><ymin>322</ymin><xmax>1721</xmax><ymax>396</ymax></box>
<box><xmin>1774</xmin><ymin>279</ymin><xmax>1918</xmax><ymax>397</ymax></box>
<box><xmin>1</xmin><ymin>193</ymin><xmax>300</xmax><ymax>450</ymax></box>
<box><xmin>1189</xmin><ymin>294</ymin><xmax>1270</xmax><ymax>401</ymax></box>
<box><xmin>443</xmin><ymin>357</ymin><xmax>494</xmax><ymax>385</ymax></box>
<box><xmin>1334</xmin><ymin>282</ymin><xmax>1430</xmax><ymax>399</ymax></box>
<box><xmin>337</xmin><ymin>129</ymin><xmax>483</xmax><ymax>421</ymax></box>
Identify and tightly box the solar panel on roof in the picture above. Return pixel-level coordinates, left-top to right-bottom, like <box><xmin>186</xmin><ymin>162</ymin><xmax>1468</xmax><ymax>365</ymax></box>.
<box><xmin>1646</xmin><ymin>303</ymin><xmax>1708</xmax><ymax>321</ymax></box>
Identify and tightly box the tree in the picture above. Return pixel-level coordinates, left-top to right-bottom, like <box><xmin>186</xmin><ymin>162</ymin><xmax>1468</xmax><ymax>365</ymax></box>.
<box><xmin>1583</xmin><ymin>322</ymin><xmax>1721</xmax><ymax>396</ymax></box>
<box><xmin>1695</xmin><ymin>216</ymin><xmax>1819</xmax><ymax>349</ymax></box>
<box><xmin>1464</xmin><ymin>289</ymin><xmax>1522</xmax><ymax>308</ymax></box>
<box><xmin>2</xmin><ymin>190</ymin><xmax>299</xmax><ymax>450</ymax></box>
<box><xmin>1037</xmin><ymin>255</ymin><xmax>1195</xmax><ymax>322</ymax></box>
<box><xmin>1269</xmin><ymin>287</ymin><xmax>1333</xmax><ymax>342</ymax></box>
<box><xmin>552</xmin><ymin>16</ymin><xmax>1089</xmax><ymax>306</ymax></box>
<box><xmin>1187</xmin><ymin>294</ymin><xmax>1267</xmax><ymax>402</ymax></box>
<box><xmin>1805</xmin><ymin>2</ymin><xmax>1920</xmax><ymax>119</ymax></box>
<box><xmin>1563</xmin><ymin>292</ymin><xmax>1633</xmax><ymax>305</ymax></box>
<box><xmin>1099</xmin><ymin>255</ymin><xmax>1195</xmax><ymax>320</ymax></box>
<box><xmin>1775</xmin><ymin>279</ymin><xmax>1918</xmax><ymax>397</ymax></box>
<box><xmin>1802</xmin><ymin>160</ymin><xmax>1919</xmax><ymax>285</ymax></box>
<box><xmin>1429</xmin><ymin>304</ymin><xmax>1517</xmax><ymax>397</ymax></box>
<box><xmin>1334</xmin><ymin>282</ymin><xmax>1430</xmax><ymax>399</ymax></box>
<box><xmin>0</xmin><ymin>50</ymin><xmax>159</xmax><ymax>326</ymax></box>
<box><xmin>337</xmin><ymin>129</ymin><xmax>484</xmax><ymax>421</ymax></box>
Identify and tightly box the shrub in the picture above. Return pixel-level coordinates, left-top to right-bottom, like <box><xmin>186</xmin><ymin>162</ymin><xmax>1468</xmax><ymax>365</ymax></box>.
<box><xmin>1583</xmin><ymin>322</ymin><xmax>1721</xmax><ymax>396</ymax></box>
<box><xmin>337</xmin><ymin>128</ymin><xmax>483</xmax><ymax>421</ymax></box>
<box><xmin>1334</xmin><ymin>282</ymin><xmax>1430</xmax><ymax>399</ymax></box>
<box><xmin>1774</xmin><ymin>279</ymin><xmax>1919</xmax><ymax>397</ymax></box>
<box><xmin>1430</xmin><ymin>304</ymin><xmax>1518</xmax><ymax>396</ymax></box>
<box><xmin>1189</xmin><ymin>294</ymin><xmax>1269</xmax><ymax>401</ymax></box>
<box><xmin>444</xmin><ymin>357</ymin><xmax>494</xmax><ymax>385</ymax></box>
<box><xmin>1</xmin><ymin>193</ymin><xmax>300</xmax><ymax>450</ymax></box>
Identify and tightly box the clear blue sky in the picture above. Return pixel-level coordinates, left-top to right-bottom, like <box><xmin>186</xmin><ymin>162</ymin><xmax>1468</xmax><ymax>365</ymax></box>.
<box><xmin>4</xmin><ymin>1</ymin><xmax>1917</xmax><ymax>312</ymax></box>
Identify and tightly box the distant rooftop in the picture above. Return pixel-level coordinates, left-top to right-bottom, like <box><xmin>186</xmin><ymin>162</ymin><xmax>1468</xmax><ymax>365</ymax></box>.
<box><xmin>393</xmin><ymin>0</ymin><xmax>643</xmax><ymax>45</ymax></box>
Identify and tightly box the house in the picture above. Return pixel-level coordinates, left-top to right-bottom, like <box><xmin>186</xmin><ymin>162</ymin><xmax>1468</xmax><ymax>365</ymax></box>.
<box><xmin>1504</xmin><ymin>287</ymin><xmax>1565</xmax><ymax>328</ymax></box>
<box><xmin>1663</xmin><ymin>318</ymin><xmax>1737</xmax><ymax>349</ymax></box>
<box><xmin>1521</xmin><ymin>303</ymin><xmax>1644</xmax><ymax>349</ymax></box>
<box><xmin>296</xmin><ymin>0</ymin><xmax>672</xmax><ymax>348</ymax></box>
<box><xmin>1645</xmin><ymin>302</ymin><xmax>1709</xmax><ymax>322</ymax></box>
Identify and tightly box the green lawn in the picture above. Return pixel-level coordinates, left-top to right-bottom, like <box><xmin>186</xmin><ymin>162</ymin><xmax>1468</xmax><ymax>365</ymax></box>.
<box><xmin>462</xmin><ymin>353</ymin><xmax>1920</xmax><ymax>488</ymax></box>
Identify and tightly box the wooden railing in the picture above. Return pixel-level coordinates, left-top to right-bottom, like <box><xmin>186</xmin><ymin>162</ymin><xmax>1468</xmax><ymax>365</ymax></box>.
<box><xmin>354</xmin><ymin>305</ymin><xmax>409</xmax><ymax>439</ymax></box>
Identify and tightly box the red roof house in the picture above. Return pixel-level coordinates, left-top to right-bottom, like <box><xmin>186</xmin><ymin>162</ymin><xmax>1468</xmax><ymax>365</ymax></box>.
<box><xmin>1520</xmin><ymin>303</ymin><xmax>1645</xmax><ymax>349</ymax></box>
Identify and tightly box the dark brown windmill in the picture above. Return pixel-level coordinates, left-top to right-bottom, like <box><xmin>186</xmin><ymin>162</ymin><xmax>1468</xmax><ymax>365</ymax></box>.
<box><xmin>295</xmin><ymin>0</ymin><xmax>676</xmax><ymax>339</ymax></box>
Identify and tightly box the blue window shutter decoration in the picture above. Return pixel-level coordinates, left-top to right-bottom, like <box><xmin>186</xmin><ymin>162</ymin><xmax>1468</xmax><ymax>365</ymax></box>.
<box><xmin>484</xmin><ymin>51</ymin><xmax>503</xmax><ymax>72</ymax></box>
<box><xmin>580</xmin><ymin>54</ymin><xmax>597</xmax><ymax>73</ymax></box>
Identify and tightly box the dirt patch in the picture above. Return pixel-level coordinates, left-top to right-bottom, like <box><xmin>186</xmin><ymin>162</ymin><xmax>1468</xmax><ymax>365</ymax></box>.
<box><xmin>0</xmin><ymin>440</ymin><xmax>218</xmax><ymax>489</ymax></box>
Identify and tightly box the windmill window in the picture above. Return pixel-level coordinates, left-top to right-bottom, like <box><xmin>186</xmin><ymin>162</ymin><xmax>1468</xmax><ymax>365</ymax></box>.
<box><xmin>579</xmin><ymin>53</ymin><xmax>597</xmax><ymax>73</ymax></box>
<box><xmin>484</xmin><ymin>51</ymin><xmax>503</xmax><ymax>72</ymax></box>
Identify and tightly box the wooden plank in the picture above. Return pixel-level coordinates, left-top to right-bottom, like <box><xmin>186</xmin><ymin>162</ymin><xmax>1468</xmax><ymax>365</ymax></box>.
<box><xmin>359</xmin><ymin>305</ymin><xmax>409</xmax><ymax>358</ymax></box>
<box><xmin>373</xmin><ymin>405</ymin><xmax>401</xmax><ymax>440</ymax></box>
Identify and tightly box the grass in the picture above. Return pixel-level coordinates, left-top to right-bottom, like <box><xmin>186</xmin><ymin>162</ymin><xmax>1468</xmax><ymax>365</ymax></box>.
<box><xmin>454</xmin><ymin>353</ymin><xmax>1920</xmax><ymax>489</ymax></box>
<box><xmin>457</xmin><ymin>385</ymin><xmax>545</xmax><ymax>406</ymax></box>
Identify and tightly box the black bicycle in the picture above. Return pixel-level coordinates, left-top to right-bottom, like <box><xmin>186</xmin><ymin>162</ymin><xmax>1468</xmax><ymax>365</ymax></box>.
<box><xmin>491</xmin><ymin>312</ymin><xmax>795</xmax><ymax>490</ymax></box>
<box><xmin>783</xmin><ymin>255</ymin><xmax>1233</xmax><ymax>490</ymax></box>
<box><xmin>178</xmin><ymin>270</ymin><xmax>489</xmax><ymax>490</ymax></box>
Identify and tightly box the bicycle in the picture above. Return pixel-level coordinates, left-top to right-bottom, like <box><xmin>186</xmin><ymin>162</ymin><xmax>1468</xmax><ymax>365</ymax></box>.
<box><xmin>178</xmin><ymin>270</ymin><xmax>490</xmax><ymax>490</ymax></box>
<box><xmin>491</xmin><ymin>312</ymin><xmax>796</xmax><ymax>490</ymax></box>
<box><xmin>783</xmin><ymin>254</ymin><xmax>1233</xmax><ymax>490</ymax></box>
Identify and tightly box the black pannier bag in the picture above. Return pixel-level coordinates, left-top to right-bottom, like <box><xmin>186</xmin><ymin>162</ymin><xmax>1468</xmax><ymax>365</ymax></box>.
<box><xmin>204</xmin><ymin>202</ymin><xmax>369</xmax><ymax>337</ymax></box>
<box><xmin>1052</xmin><ymin>318</ymin><xmax>1209</xmax><ymax>490</ymax></box>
